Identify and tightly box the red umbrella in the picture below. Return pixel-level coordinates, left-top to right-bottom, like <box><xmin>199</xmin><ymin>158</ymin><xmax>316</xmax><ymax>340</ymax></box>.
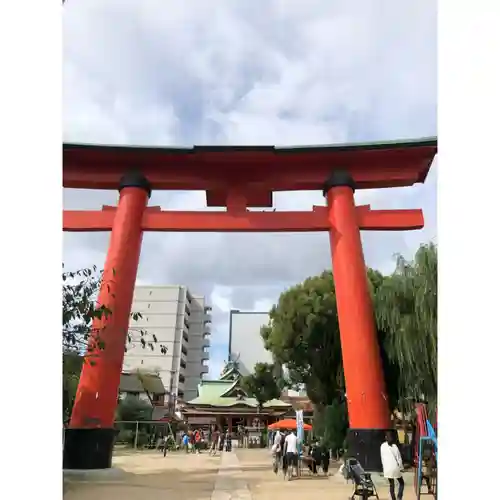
<box><xmin>268</xmin><ymin>419</ymin><xmax>312</xmax><ymax>431</ymax></box>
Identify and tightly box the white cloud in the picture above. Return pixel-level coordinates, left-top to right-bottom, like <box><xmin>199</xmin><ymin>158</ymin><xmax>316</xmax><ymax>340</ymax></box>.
<box><xmin>63</xmin><ymin>0</ymin><xmax>437</xmax><ymax>377</ymax></box>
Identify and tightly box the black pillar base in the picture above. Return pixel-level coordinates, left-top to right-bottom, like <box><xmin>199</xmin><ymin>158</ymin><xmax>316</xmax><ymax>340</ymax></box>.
<box><xmin>63</xmin><ymin>428</ymin><xmax>117</xmax><ymax>470</ymax></box>
<box><xmin>345</xmin><ymin>428</ymin><xmax>397</xmax><ymax>472</ymax></box>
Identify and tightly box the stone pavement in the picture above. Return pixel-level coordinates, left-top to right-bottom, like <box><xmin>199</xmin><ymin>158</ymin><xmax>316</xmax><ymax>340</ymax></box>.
<box><xmin>64</xmin><ymin>448</ymin><xmax>420</xmax><ymax>500</ymax></box>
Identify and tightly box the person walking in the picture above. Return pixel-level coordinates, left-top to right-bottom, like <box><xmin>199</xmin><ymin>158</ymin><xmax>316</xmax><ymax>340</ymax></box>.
<box><xmin>182</xmin><ymin>432</ymin><xmax>189</xmax><ymax>453</ymax></box>
<box><xmin>380</xmin><ymin>431</ymin><xmax>405</xmax><ymax>500</ymax></box>
<box><xmin>194</xmin><ymin>429</ymin><xmax>201</xmax><ymax>453</ymax></box>
<box><xmin>319</xmin><ymin>441</ymin><xmax>330</xmax><ymax>476</ymax></box>
<box><xmin>219</xmin><ymin>430</ymin><xmax>226</xmax><ymax>452</ymax></box>
<box><xmin>271</xmin><ymin>430</ymin><xmax>282</xmax><ymax>474</ymax></box>
<box><xmin>188</xmin><ymin>430</ymin><xmax>195</xmax><ymax>453</ymax></box>
<box><xmin>283</xmin><ymin>430</ymin><xmax>299</xmax><ymax>481</ymax></box>
<box><xmin>209</xmin><ymin>426</ymin><xmax>220</xmax><ymax>456</ymax></box>
<box><xmin>163</xmin><ymin>435</ymin><xmax>168</xmax><ymax>457</ymax></box>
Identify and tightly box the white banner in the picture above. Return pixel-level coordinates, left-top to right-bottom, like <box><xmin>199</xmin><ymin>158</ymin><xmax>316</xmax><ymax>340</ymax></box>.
<box><xmin>296</xmin><ymin>409</ymin><xmax>304</xmax><ymax>445</ymax></box>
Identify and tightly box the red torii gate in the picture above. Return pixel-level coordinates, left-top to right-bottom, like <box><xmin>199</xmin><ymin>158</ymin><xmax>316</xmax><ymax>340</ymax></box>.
<box><xmin>62</xmin><ymin>137</ymin><xmax>437</xmax><ymax>471</ymax></box>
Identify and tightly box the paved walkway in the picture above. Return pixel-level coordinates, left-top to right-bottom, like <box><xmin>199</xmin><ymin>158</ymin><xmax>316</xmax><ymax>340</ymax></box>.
<box><xmin>64</xmin><ymin>448</ymin><xmax>421</xmax><ymax>500</ymax></box>
<box><xmin>211</xmin><ymin>451</ymin><xmax>252</xmax><ymax>500</ymax></box>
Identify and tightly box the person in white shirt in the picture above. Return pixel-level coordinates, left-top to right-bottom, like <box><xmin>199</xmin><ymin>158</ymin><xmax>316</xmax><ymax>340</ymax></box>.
<box><xmin>273</xmin><ymin>430</ymin><xmax>282</xmax><ymax>450</ymax></box>
<box><xmin>283</xmin><ymin>430</ymin><xmax>299</xmax><ymax>480</ymax></box>
<box><xmin>271</xmin><ymin>430</ymin><xmax>282</xmax><ymax>474</ymax></box>
<box><xmin>380</xmin><ymin>431</ymin><xmax>405</xmax><ymax>500</ymax></box>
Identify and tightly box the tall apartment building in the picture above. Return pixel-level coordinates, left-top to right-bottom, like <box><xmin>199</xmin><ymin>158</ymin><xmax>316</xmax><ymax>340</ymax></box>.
<box><xmin>123</xmin><ymin>285</ymin><xmax>212</xmax><ymax>404</ymax></box>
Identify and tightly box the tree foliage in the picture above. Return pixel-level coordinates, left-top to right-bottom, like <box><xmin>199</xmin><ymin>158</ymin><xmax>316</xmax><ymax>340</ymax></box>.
<box><xmin>135</xmin><ymin>368</ymin><xmax>163</xmax><ymax>406</ymax></box>
<box><xmin>261</xmin><ymin>270</ymin><xmax>393</xmax><ymax>407</ymax></box>
<box><xmin>62</xmin><ymin>265</ymin><xmax>168</xmax><ymax>422</ymax></box>
<box><xmin>322</xmin><ymin>400</ymin><xmax>349</xmax><ymax>456</ymax></box>
<box><xmin>116</xmin><ymin>395</ymin><xmax>154</xmax><ymax>422</ymax></box>
<box><xmin>261</xmin><ymin>243</ymin><xmax>437</xmax><ymax>444</ymax></box>
<box><xmin>63</xmin><ymin>352</ymin><xmax>84</xmax><ymax>424</ymax></box>
<box><xmin>62</xmin><ymin>265</ymin><xmax>167</xmax><ymax>356</ymax></box>
<box><xmin>375</xmin><ymin>243</ymin><xmax>438</xmax><ymax>418</ymax></box>
<box><xmin>241</xmin><ymin>362</ymin><xmax>281</xmax><ymax>408</ymax></box>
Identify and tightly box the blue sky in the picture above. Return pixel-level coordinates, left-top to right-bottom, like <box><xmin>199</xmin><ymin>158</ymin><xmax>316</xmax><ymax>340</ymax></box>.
<box><xmin>62</xmin><ymin>0</ymin><xmax>436</xmax><ymax>378</ymax></box>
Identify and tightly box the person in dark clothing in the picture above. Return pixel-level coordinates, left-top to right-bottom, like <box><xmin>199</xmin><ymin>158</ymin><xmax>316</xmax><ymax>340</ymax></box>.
<box><xmin>209</xmin><ymin>426</ymin><xmax>220</xmax><ymax>456</ymax></box>
<box><xmin>307</xmin><ymin>442</ymin><xmax>322</xmax><ymax>474</ymax></box>
<box><xmin>320</xmin><ymin>445</ymin><xmax>330</xmax><ymax>475</ymax></box>
<box><xmin>219</xmin><ymin>431</ymin><xmax>225</xmax><ymax>452</ymax></box>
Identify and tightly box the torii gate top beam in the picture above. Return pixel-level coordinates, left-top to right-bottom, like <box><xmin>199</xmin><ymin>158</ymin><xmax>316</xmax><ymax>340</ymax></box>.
<box><xmin>63</xmin><ymin>137</ymin><xmax>437</xmax><ymax>208</ymax></box>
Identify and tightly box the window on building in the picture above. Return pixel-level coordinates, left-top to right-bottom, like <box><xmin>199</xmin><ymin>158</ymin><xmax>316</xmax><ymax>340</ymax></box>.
<box><xmin>151</xmin><ymin>394</ymin><xmax>164</xmax><ymax>405</ymax></box>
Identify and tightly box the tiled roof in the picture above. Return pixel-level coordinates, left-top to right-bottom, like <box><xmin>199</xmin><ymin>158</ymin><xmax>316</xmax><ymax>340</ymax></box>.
<box><xmin>119</xmin><ymin>372</ymin><xmax>166</xmax><ymax>395</ymax></box>
<box><xmin>185</xmin><ymin>378</ymin><xmax>291</xmax><ymax>409</ymax></box>
<box><xmin>119</xmin><ymin>373</ymin><xmax>143</xmax><ymax>393</ymax></box>
<box><xmin>138</xmin><ymin>372</ymin><xmax>166</xmax><ymax>395</ymax></box>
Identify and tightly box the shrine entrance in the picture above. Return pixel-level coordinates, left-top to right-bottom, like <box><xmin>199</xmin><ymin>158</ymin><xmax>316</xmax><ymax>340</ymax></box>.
<box><xmin>62</xmin><ymin>138</ymin><xmax>437</xmax><ymax>471</ymax></box>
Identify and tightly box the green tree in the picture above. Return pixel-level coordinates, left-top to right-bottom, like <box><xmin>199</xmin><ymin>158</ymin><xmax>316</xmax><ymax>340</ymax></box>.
<box><xmin>261</xmin><ymin>271</ymin><xmax>365</xmax><ymax>408</ymax></box>
<box><xmin>62</xmin><ymin>265</ymin><xmax>167</xmax><ymax>356</ymax></box>
<box><xmin>322</xmin><ymin>400</ymin><xmax>349</xmax><ymax>457</ymax></box>
<box><xmin>115</xmin><ymin>395</ymin><xmax>154</xmax><ymax>447</ymax></box>
<box><xmin>63</xmin><ymin>351</ymin><xmax>84</xmax><ymax>424</ymax></box>
<box><xmin>116</xmin><ymin>395</ymin><xmax>153</xmax><ymax>422</ymax></box>
<box><xmin>62</xmin><ymin>265</ymin><xmax>167</xmax><ymax>422</ymax></box>
<box><xmin>375</xmin><ymin>243</ymin><xmax>438</xmax><ymax>419</ymax></box>
<box><xmin>241</xmin><ymin>362</ymin><xmax>281</xmax><ymax>409</ymax></box>
<box><xmin>260</xmin><ymin>271</ymin><xmax>374</xmax><ymax>449</ymax></box>
<box><xmin>260</xmin><ymin>244</ymin><xmax>437</xmax><ymax>445</ymax></box>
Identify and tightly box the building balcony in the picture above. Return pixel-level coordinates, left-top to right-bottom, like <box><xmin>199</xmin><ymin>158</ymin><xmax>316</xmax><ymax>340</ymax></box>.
<box><xmin>204</xmin><ymin>323</ymin><xmax>212</xmax><ymax>334</ymax></box>
<box><xmin>204</xmin><ymin>305</ymin><xmax>212</xmax><ymax>312</ymax></box>
<box><xmin>200</xmin><ymin>365</ymin><xmax>209</xmax><ymax>375</ymax></box>
<box><xmin>203</xmin><ymin>332</ymin><xmax>211</xmax><ymax>339</ymax></box>
<box><xmin>201</xmin><ymin>351</ymin><xmax>210</xmax><ymax>361</ymax></box>
<box><xmin>202</xmin><ymin>338</ymin><xmax>211</xmax><ymax>348</ymax></box>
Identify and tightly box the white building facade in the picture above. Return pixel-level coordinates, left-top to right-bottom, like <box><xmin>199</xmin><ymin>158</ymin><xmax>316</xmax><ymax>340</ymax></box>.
<box><xmin>123</xmin><ymin>285</ymin><xmax>211</xmax><ymax>404</ymax></box>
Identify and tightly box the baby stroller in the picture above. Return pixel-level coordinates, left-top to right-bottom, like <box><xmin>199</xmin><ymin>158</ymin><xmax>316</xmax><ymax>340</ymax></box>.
<box><xmin>343</xmin><ymin>458</ymin><xmax>380</xmax><ymax>500</ymax></box>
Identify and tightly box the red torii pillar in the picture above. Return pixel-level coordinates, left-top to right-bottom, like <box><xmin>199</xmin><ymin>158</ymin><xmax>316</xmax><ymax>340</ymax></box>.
<box><xmin>324</xmin><ymin>170</ymin><xmax>391</xmax><ymax>471</ymax></box>
<box><xmin>63</xmin><ymin>172</ymin><xmax>151</xmax><ymax>470</ymax></box>
<box><xmin>63</xmin><ymin>169</ymin><xmax>413</xmax><ymax>471</ymax></box>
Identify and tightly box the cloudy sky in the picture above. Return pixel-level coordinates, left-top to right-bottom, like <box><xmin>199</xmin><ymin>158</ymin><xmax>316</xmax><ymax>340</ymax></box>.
<box><xmin>63</xmin><ymin>0</ymin><xmax>436</xmax><ymax>378</ymax></box>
